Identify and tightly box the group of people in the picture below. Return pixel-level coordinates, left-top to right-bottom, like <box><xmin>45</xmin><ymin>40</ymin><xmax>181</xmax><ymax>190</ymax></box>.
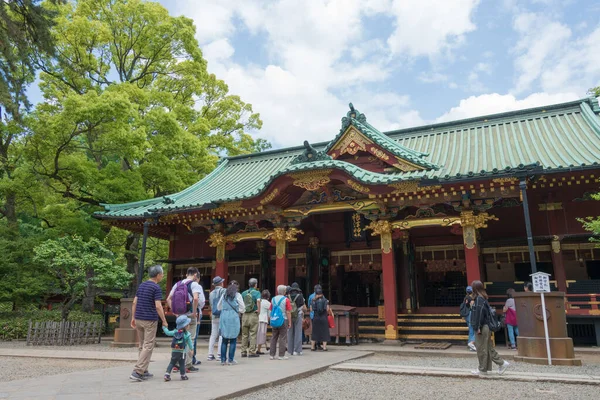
<box><xmin>127</xmin><ymin>264</ymin><xmax>334</xmax><ymax>382</ymax></box>
<box><xmin>207</xmin><ymin>277</ymin><xmax>334</xmax><ymax>364</ymax></box>
<box><xmin>461</xmin><ymin>280</ymin><xmax>532</xmax><ymax>376</ymax></box>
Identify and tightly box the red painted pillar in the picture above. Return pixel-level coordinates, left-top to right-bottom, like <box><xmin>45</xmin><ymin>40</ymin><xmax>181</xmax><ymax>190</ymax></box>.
<box><xmin>275</xmin><ymin>251</ymin><xmax>289</xmax><ymax>287</ymax></box>
<box><xmin>166</xmin><ymin>237</ymin><xmax>175</xmax><ymax>294</ymax></box>
<box><xmin>464</xmin><ymin>242</ymin><xmax>482</xmax><ymax>285</ymax></box>
<box><xmin>209</xmin><ymin>233</ymin><xmax>228</xmax><ymax>284</ymax></box>
<box><xmin>369</xmin><ymin>220</ymin><xmax>398</xmax><ymax>340</ymax></box>
<box><xmin>551</xmin><ymin>237</ymin><xmax>567</xmax><ymax>293</ymax></box>
<box><xmin>272</xmin><ymin>228</ymin><xmax>303</xmax><ymax>287</ymax></box>
<box><xmin>460</xmin><ymin>211</ymin><xmax>497</xmax><ymax>285</ymax></box>
<box><xmin>215</xmin><ymin>257</ymin><xmax>228</xmax><ymax>284</ymax></box>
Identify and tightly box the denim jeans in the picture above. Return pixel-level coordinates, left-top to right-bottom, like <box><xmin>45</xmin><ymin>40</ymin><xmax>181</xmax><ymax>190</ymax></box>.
<box><xmin>507</xmin><ymin>324</ymin><xmax>519</xmax><ymax>347</ymax></box>
<box><xmin>166</xmin><ymin>352</ymin><xmax>186</xmax><ymax>375</ymax></box>
<box><xmin>221</xmin><ymin>337</ymin><xmax>237</xmax><ymax>363</ymax></box>
<box><xmin>192</xmin><ymin>318</ymin><xmax>200</xmax><ymax>364</ymax></box>
<box><xmin>466</xmin><ymin>312</ymin><xmax>475</xmax><ymax>344</ymax></box>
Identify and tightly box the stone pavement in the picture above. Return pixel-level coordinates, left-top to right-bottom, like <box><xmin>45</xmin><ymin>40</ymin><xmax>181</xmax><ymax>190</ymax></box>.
<box><xmin>332</xmin><ymin>363</ymin><xmax>600</xmax><ymax>385</ymax></box>
<box><xmin>0</xmin><ymin>348</ymin><xmax>369</xmax><ymax>400</ymax></box>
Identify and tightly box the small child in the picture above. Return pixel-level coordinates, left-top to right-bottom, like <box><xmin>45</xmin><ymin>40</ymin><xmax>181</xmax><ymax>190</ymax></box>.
<box><xmin>162</xmin><ymin>315</ymin><xmax>194</xmax><ymax>381</ymax></box>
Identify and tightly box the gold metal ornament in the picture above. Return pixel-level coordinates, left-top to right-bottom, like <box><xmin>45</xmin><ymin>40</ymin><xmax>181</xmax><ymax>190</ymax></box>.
<box><xmin>288</xmin><ymin>170</ymin><xmax>332</xmax><ymax>191</ymax></box>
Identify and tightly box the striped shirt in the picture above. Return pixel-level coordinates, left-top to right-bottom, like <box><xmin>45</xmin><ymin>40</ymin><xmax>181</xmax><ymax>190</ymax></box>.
<box><xmin>135</xmin><ymin>280</ymin><xmax>163</xmax><ymax>321</ymax></box>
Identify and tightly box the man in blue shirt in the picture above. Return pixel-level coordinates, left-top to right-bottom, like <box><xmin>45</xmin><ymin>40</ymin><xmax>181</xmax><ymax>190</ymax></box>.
<box><xmin>129</xmin><ymin>265</ymin><xmax>168</xmax><ymax>382</ymax></box>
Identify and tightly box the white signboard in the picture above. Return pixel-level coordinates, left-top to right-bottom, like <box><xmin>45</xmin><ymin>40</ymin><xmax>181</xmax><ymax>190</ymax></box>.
<box><xmin>532</xmin><ymin>271</ymin><xmax>551</xmax><ymax>293</ymax></box>
<box><xmin>530</xmin><ymin>271</ymin><xmax>552</xmax><ymax>365</ymax></box>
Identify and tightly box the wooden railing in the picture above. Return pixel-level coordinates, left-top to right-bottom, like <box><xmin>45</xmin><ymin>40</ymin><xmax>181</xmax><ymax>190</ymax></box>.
<box><xmin>488</xmin><ymin>292</ymin><xmax>600</xmax><ymax>317</ymax></box>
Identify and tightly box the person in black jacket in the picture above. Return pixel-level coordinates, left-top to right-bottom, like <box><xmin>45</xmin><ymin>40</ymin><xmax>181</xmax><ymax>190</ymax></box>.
<box><xmin>470</xmin><ymin>280</ymin><xmax>510</xmax><ymax>376</ymax></box>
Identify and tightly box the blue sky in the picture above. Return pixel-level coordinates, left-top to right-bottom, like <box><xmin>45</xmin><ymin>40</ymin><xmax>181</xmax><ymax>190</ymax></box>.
<box><xmin>45</xmin><ymin>1</ymin><xmax>600</xmax><ymax>149</ymax></box>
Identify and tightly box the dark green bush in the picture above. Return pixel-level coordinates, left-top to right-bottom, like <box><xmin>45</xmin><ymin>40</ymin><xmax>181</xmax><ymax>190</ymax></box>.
<box><xmin>0</xmin><ymin>309</ymin><xmax>104</xmax><ymax>340</ymax></box>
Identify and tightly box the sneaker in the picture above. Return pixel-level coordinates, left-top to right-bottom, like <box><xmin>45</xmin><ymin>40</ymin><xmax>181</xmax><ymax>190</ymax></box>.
<box><xmin>228</xmin><ymin>360</ymin><xmax>238</xmax><ymax>365</ymax></box>
<box><xmin>471</xmin><ymin>370</ymin><xmax>487</xmax><ymax>376</ymax></box>
<box><xmin>248</xmin><ymin>354</ymin><xmax>260</xmax><ymax>358</ymax></box>
<box><xmin>221</xmin><ymin>362</ymin><xmax>227</xmax><ymax>366</ymax></box>
<box><xmin>498</xmin><ymin>361</ymin><xmax>510</xmax><ymax>375</ymax></box>
<box><xmin>241</xmin><ymin>353</ymin><xmax>248</xmax><ymax>358</ymax></box>
<box><xmin>510</xmin><ymin>345</ymin><xmax>517</xmax><ymax>351</ymax></box>
<box><xmin>187</xmin><ymin>366</ymin><xmax>199</xmax><ymax>372</ymax></box>
<box><xmin>468</xmin><ymin>343</ymin><xmax>476</xmax><ymax>351</ymax></box>
<box><xmin>297</xmin><ymin>352</ymin><xmax>303</xmax><ymax>356</ymax></box>
<box><xmin>163</xmin><ymin>374</ymin><xmax>171</xmax><ymax>382</ymax></box>
<box><xmin>207</xmin><ymin>355</ymin><xmax>216</xmax><ymax>361</ymax></box>
<box><xmin>278</xmin><ymin>356</ymin><xmax>289</xmax><ymax>360</ymax></box>
<box><xmin>181</xmin><ymin>375</ymin><xmax>189</xmax><ymax>381</ymax></box>
<box><xmin>172</xmin><ymin>367</ymin><xmax>178</xmax><ymax>372</ymax></box>
<box><xmin>143</xmin><ymin>371</ymin><xmax>153</xmax><ymax>379</ymax></box>
<box><xmin>193</xmin><ymin>360</ymin><xmax>202</xmax><ymax>365</ymax></box>
<box><xmin>129</xmin><ymin>371</ymin><xmax>145</xmax><ymax>382</ymax></box>
<box><xmin>269</xmin><ymin>356</ymin><xmax>275</xmax><ymax>360</ymax></box>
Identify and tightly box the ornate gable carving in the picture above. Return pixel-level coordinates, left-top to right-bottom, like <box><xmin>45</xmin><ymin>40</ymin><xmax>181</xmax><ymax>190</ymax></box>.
<box><xmin>327</xmin><ymin>104</ymin><xmax>426</xmax><ymax>172</ymax></box>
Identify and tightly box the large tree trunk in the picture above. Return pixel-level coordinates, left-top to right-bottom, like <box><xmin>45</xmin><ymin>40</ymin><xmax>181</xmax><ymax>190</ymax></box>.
<box><xmin>125</xmin><ymin>232</ymin><xmax>140</xmax><ymax>297</ymax></box>
<box><xmin>4</xmin><ymin>192</ymin><xmax>17</xmax><ymax>227</ymax></box>
<box><xmin>82</xmin><ymin>268</ymin><xmax>96</xmax><ymax>313</ymax></box>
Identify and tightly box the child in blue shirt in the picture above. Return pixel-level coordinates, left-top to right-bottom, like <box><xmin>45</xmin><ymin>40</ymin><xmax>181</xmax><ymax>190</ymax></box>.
<box><xmin>162</xmin><ymin>315</ymin><xmax>194</xmax><ymax>381</ymax></box>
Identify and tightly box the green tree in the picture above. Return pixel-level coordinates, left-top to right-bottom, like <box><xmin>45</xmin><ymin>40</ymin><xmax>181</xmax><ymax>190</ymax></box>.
<box><xmin>28</xmin><ymin>0</ymin><xmax>267</xmax><ymax>295</ymax></box>
<box><xmin>33</xmin><ymin>235</ymin><xmax>131</xmax><ymax>319</ymax></box>
<box><xmin>589</xmin><ymin>86</ymin><xmax>600</xmax><ymax>97</ymax></box>
<box><xmin>0</xmin><ymin>0</ymin><xmax>63</xmax><ymax>227</ymax></box>
<box><xmin>581</xmin><ymin>193</ymin><xmax>600</xmax><ymax>242</ymax></box>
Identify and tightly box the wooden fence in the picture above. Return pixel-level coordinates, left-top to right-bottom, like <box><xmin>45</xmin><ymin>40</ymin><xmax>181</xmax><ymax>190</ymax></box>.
<box><xmin>26</xmin><ymin>320</ymin><xmax>103</xmax><ymax>346</ymax></box>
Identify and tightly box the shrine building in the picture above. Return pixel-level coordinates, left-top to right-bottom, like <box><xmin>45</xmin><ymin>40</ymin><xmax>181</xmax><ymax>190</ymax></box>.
<box><xmin>97</xmin><ymin>98</ymin><xmax>600</xmax><ymax>345</ymax></box>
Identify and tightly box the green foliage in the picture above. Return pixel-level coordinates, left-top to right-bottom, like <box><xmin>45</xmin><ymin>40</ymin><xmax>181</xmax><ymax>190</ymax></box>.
<box><xmin>589</xmin><ymin>86</ymin><xmax>600</xmax><ymax>97</ymax></box>
<box><xmin>0</xmin><ymin>309</ymin><xmax>103</xmax><ymax>340</ymax></box>
<box><xmin>581</xmin><ymin>193</ymin><xmax>600</xmax><ymax>244</ymax></box>
<box><xmin>33</xmin><ymin>235</ymin><xmax>131</xmax><ymax>319</ymax></box>
<box><xmin>0</xmin><ymin>0</ymin><xmax>267</xmax><ymax>316</ymax></box>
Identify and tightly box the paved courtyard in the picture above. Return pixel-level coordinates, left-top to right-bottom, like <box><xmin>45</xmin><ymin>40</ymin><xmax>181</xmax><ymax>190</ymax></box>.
<box><xmin>0</xmin><ymin>341</ymin><xmax>599</xmax><ymax>400</ymax></box>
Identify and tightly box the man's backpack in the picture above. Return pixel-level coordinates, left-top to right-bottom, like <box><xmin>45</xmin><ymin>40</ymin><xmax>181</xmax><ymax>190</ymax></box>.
<box><xmin>243</xmin><ymin>290</ymin><xmax>256</xmax><ymax>313</ymax></box>
<box><xmin>172</xmin><ymin>280</ymin><xmax>193</xmax><ymax>315</ymax></box>
<box><xmin>270</xmin><ymin>296</ymin><xmax>285</xmax><ymax>328</ymax></box>
<box><xmin>171</xmin><ymin>331</ymin><xmax>186</xmax><ymax>350</ymax></box>
<box><xmin>211</xmin><ymin>287</ymin><xmax>225</xmax><ymax>317</ymax></box>
<box><xmin>314</xmin><ymin>297</ymin><xmax>327</xmax><ymax>316</ymax></box>
<box><xmin>459</xmin><ymin>299</ymin><xmax>469</xmax><ymax>318</ymax></box>
<box><xmin>290</xmin><ymin>294</ymin><xmax>300</xmax><ymax>321</ymax></box>
<box><xmin>487</xmin><ymin>302</ymin><xmax>503</xmax><ymax>332</ymax></box>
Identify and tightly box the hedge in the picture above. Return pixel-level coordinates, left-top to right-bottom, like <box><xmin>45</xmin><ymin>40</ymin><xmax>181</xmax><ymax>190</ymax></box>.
<box><xmin>0</xmin><ymin>309</ymin><xmax>104</xmax><ymax>341</ymax></box>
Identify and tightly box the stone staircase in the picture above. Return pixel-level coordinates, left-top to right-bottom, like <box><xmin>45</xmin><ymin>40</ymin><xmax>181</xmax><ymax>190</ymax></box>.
<box><xmin>359</xmin><ymin>313</ymin><xmax>469</xmax><ymax>344</ymax></box>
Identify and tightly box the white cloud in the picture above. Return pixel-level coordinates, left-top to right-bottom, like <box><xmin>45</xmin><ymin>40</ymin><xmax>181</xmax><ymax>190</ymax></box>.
<box><xmin>511</xmin><ymin>12</ymin><xmax>600</xmax><ymax>96</ymax></box>
<box><xmin>512</xmin><ymin>13</ymin><xmax>571</xmax><ymax>93</ymax></box>
<box><xmin>387</xmin><ymin>0</ymin><xmax>480</xmax><ymax>57</ymax></box>
<box><xmin>167</xmin><ymin>0</ymin><xmax>433</xmax><ymax>147</ymax></box>
<box><xmin>202</xmin><ymin>39</ymin><xmax>235</xmax><ymax>64</ymax></box>
<box><xmin>435</xmin><ymin>92</ymin><xmax>579</xmax><ymax>122</ymax></box>
<box><xmin>418</xmin><ymin>71</ymin><xmax>449</xmax><ymax>83</ymax></box>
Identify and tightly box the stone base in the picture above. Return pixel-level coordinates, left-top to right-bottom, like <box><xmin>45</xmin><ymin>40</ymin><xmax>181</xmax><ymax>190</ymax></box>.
<box><xmin>111</xmin><ymin>328</ymin><xmax>138</xmax><ymax>348</ymax></box>
<box><xmin>516</xmin><ymin>336</ymin><xmax>580</xmax><ymax>366</ymax></box>
<box><xmin>513</xmin><ymin>355</ymin><xmax>582</xmax><ymax>366</ymax></box>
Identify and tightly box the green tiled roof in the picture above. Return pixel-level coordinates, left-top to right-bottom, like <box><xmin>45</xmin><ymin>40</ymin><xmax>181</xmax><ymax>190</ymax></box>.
<box><xmin>98</xmin><ymin>98</ymin><xmax>600</xmax><ymax>219</ymax></box>
<box><xmin>323</xmin><ymin>103</ymin><xmax>439</xmax><ymax>170</ymax></box>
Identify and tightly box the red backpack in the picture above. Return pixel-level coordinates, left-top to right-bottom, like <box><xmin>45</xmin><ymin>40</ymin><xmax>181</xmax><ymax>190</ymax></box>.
<box><xmin>172</xmin><ymin>280</ymin><xmax>193</xmax><ymax>315</ymax></box>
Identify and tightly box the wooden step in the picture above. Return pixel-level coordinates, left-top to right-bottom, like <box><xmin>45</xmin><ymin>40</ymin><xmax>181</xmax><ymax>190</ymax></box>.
<box><xmin>399</xmin><ymin>326</ymin><xmax>468</xmax><ymax>331</ymax></box>
<box><xmin>398</xmin><ymin>334</ymin><xmax>468</xmax><ymax>340</ymax></box>
<box><xmin>397</xmin><ymin>318</ymin><xmax>466</xmax><ymax>323</ymax></box>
